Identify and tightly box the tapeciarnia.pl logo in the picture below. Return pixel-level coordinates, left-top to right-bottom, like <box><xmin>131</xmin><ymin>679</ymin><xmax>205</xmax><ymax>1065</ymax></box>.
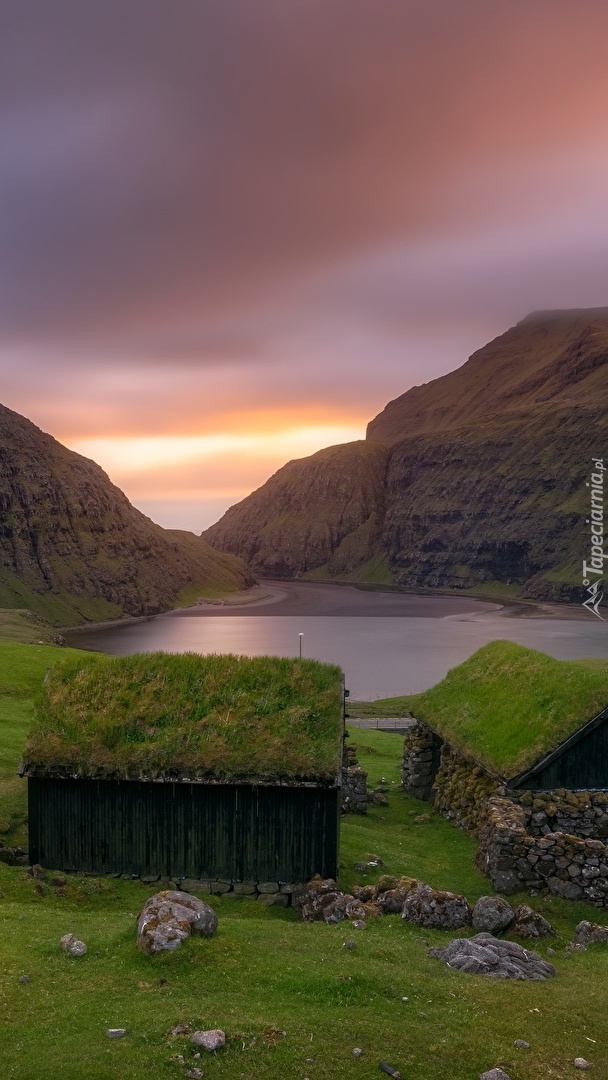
<box><xmin>582</xmin><ymin>457</ymin><xmax>606</xmax><ymax>620</ymax></box>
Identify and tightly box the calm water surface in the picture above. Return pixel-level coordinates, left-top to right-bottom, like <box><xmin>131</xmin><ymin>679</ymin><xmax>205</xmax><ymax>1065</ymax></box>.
<box><xmin>66</xmin><ymin>584</ymin><xmax>608</xmax><ymax>700</ymax></box>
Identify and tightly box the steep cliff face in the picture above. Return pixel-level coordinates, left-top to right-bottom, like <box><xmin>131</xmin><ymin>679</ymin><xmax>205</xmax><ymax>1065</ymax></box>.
<box><xmin>203</xmin><ymin>310</ymin><xmax>608</xmax><ymax>601</ymax></box>
<box><xmin>203</xmin><ymin>441</ymin><xmax>389</xmax><ymax>577</ymax></box>
<box><xmin>0</xmin><ymin>403</ymin><xmax>253</xmax><ymax>624</ymax></box>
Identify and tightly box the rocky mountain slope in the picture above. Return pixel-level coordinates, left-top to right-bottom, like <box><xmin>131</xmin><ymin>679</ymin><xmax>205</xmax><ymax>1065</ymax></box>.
<box><xmin>203</xmin><ymin>309</ymin><xmax>608</xmax><ymax>602</ymax></box>
<box><xmin>0</xmin><ymin>403</ymin><xmax>253</xmax><ymax>625</ymax></box>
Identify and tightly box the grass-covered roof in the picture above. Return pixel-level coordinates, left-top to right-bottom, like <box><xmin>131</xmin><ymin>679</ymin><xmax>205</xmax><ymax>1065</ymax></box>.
<box><xmin>408</xmin><ymin>640</ymin><xmax>608</xmax><ymax>777</ymax></box>
<box><xmin>23</xmin><ymin>652</ymin><xmax>344</xmax><ymax>783</ymax></box>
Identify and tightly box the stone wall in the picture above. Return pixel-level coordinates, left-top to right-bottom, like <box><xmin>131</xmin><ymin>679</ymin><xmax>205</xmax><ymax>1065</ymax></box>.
<box><xmin>516</xmin><ymin>788</ymin><xmax>608</xmax><ymax>839</ymax></box>
<box><xmin>401</xmin><ymin>720</ymin><xmax>608</xmax><ymax>907</ymax></box>
<box><xmin>341</xmin><ymin>742</ymin><xmax>368</xmax><ymax>814</ymax></box>
<box><xmin>477</xmin><ymin>797</ymin><xmax>608</xmax><ymax>906</ymax></box>
<box><xmin>432</xmin><ymin>744</ymin><xmax>501</xmax><ymax>830</ymax></box>
<box><xmin>401</xmin><ymin>721</ymin><xmax>437</xmax><ymax>801</ymax></box>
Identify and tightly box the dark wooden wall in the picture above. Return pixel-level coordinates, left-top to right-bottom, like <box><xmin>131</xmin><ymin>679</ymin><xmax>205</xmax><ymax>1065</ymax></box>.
<box><xmin>28</xmin><ymin>778</ymin><xmax>340</xmax><ymax>880</ymax></box>
<box><xmin>519</xmin><ymin>719</ymin><xmax>608</xmax><ymax>790</ymax></box>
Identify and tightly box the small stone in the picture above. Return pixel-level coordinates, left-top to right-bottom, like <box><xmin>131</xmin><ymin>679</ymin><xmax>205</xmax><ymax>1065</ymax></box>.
<box><xmin>402</xmin><ymin>996</ymin><xmax>409</xmax><ymax>1002</ymax></box>
<box><xmin>479</xmin><ymin>1070</ymin><xmax>511</xmax><ymax>1080</ymax></box>
<box><xmin>514</xmin><ymin>1040</ymin><xmax>530</xmax><ymax>1049</ymax></box>
<box><xmin>170</xmin><ymin>1054</ymin><xmax>185</xmax><ymax>1065</ymax></box>
<box><xmin>18</xmin><ymin>975</ymin><xmax>30</xmax><ymax>983</ymax></box>
<box><xmin>106</xmin><ymin>1028</ymin><xmax>127</xmax><ymax>1039</ymax></box>
<box><xmin>60</xmin><ymin>933</ymin><xmax>87</xmax><ymax>956</ymax></box>
<box><xmin>342</xmin><ymin>940</ymin><xmax>356</xmax><ymax>950</ymax></box>
<box><xmin>185</xmin><ymin>1070</ymin><xmax>204</xmax><ymax>1079</ymax></box>
<box><xmin>352</xmin><ymin>1047</ymin><xmax>363</xmax><ymax>1057</ymax></box>
<box><xmin>574</xmin><ymin>1059</ymin><xmax>592</xmax><ymax>1070</ymax></box>
<box><xmin>190</xmin><ymin>1029</ymin><xmax>226</xmax><ymax>1051</ymax></box>
<box><xmin>351</xmin><ymin>920</ymin><xmax>367</xmax><ymax>930</ymax></box>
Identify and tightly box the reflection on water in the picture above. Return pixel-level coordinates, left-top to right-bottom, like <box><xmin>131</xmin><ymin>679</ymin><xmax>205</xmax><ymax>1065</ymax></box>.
<box><xmin>66</xmin><ymin>611</ymin><xmax>608</xmax><ymax>700</ymax></box>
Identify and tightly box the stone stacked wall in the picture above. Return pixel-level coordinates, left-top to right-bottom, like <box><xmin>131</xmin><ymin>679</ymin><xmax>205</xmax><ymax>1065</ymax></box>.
<box><xmin>432</xmin><ymin>744</ymin><xmax>501</xmax><ymax>830</ymax></box>
<box><xmin>477</xmin><ymin>797</ymin><xmax>608</xmax><ymax>906</ymax></box>
<box><xmin>401</xmin><ymin>721</ymin><xmax>436</xmax><ymax>801</ymax></box>
<box><xmin>341</xmin><ymin>742</ymin><xmax>368</xmax><ymax>814</ymax></box>
<box><xmin>402</xmin><ymin>719</ymin><xmax>608</xmax><ymax>908</ymax></box>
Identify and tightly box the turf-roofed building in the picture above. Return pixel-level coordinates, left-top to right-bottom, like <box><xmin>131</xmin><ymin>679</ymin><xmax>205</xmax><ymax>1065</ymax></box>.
<box><xmin>402</xmin><ymin>642</ymin><xmax>608</xmax><ymax>905</ymax></box>
<box><xmin>21</xmin><ymin>653</ymin><xmax>344</xmax><ymax>894</ymax></box>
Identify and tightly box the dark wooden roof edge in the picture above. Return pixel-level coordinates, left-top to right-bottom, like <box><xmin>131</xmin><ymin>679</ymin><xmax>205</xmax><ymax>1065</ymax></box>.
<box><xmin>507</xmin><ymin>705</ymin><xmax>608</xmax><ymax>788</ymax></box>
<box><xmin>18</xmin><ymin>761</ymin><xmax>340</xmax><ymax>789</ymax></box>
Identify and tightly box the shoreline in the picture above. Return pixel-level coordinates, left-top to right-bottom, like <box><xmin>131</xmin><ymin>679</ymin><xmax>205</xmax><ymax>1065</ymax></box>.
<box><xmin>60</xmin><ymin>578</ymin><xmax>594</xmax><ymax>634</ymax></box>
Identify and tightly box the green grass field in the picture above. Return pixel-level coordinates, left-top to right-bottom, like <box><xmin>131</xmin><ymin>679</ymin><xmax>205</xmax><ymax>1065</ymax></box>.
<box><xmin>1</xmin><ymin>641</ymin><xmax>608</xmax><ymax>1078</ymax></box>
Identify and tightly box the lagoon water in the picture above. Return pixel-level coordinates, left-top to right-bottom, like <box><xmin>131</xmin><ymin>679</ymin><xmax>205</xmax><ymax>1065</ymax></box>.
<box><xmin>65</xmin><ymin>581</ymin><xmax>608</xmax><ymax>700</ymax></box>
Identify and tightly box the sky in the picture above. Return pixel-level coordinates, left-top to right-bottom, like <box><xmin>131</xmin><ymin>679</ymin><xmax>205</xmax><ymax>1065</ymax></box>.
<box><xmin>3</xmin><ymin>0</ymin><xmax>608</xmax><ymax>531</ymax></box>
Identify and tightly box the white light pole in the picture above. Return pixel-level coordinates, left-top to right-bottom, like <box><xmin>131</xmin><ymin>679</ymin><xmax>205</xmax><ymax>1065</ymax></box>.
<box><xmin>298</xmin><ymin>632</ymin><xmax>303</xmax><ymax>658</ymax></box>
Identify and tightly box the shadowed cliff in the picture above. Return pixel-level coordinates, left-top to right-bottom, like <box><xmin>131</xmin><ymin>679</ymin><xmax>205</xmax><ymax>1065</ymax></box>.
<box><xmin>0</xmin><ymin>403</ymin><xmax>254</xmax><ymax>624</ymax></box>
<box><xmin>203</xmin><ymin>309</ymin><xmax>608</xmax><ymax>602</ymax></box>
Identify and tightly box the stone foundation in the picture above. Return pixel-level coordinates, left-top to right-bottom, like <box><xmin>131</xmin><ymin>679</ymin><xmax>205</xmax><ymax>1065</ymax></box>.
<box><xmin>116</xmin><ymin>873</ymin><xmax>307</xmax><ymax>907</ymax></box>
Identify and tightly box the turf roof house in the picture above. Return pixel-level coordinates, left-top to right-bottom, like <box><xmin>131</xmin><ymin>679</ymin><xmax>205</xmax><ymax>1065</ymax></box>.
<box><xmin>21</xmin><ymin>653</ymin><xmax>345</xmax><ymax>898</ymax></box>
<box><xmin>402</xmin><ymin>642</ymin><xmax>608</xmax><ymax>904</ymax></box>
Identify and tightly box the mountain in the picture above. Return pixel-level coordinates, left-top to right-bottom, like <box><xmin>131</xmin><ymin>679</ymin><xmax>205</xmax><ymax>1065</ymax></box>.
<box><xmin>203</xmin><ymin>309</ymin><xmax>608</xmax><ymax>602</ymax></box>
<box><xmin>0</xmin><ymin>403</ymin><xmax>253</xmax><ymax>625</ymax></box>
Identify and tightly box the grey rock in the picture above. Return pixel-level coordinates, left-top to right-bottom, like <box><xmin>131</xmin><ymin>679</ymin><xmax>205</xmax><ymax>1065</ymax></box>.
<box><xmin>106</xmin><ymin>1028</ymin><xmax>127</xmax><ymax>1039</ymax></box>
<box><xmin>429</xmin><ymin>932</ymin><xmax>557</xmax><ymax>980</ymax></box>
<box><xmin>574</xmin><ymin>1059</ymin><xmax>592</xmax><ymax>1070</ymax></box>
<box><xmin>60</xmin><ymin>933</ymin><xmax>87</xmax><ymax>956</ymax></box>
<box><xmin>511</xmin><ymin>904</ymin><xmax>555</xmax><ymax>939</ymax></box>
<box><xmin>402</xmin><ymin>883</ymin><xmax>471</xmax><ymax>930</ymax></box>
<box><xmin>209</xmin><ymin>880</ymin><xmax>231</xmax><ymax>894</ymax></box>
<box><xmin>180</xmin><ymin>879</ymin><xmax>211</xmax><ymax>894</ymax></box>
<box><xmin>572</xmin><ymin>919</ymin><xmax>608</xmax><ymax>946</ymax></box>
<box><xmin>257</xmin><ymin>881</ymin><xmax>279</xmax><ymax>893</ymax></box>
<box><xmin>547</xmin><ymin>876</ymin><xmax>583</xmax><ymax>900</ymax></box>
<box><xmin>190</xmin><ymin>1028</ymin><xmax>226</xmax><ymax>1051</ymax></box>
<box><xmin>480</xmin><ymin>1071</ymin><xmax>511</xmax><ymax>1080</ymax></box>
<box><xmin>137</xmin><ymin>890</ymin><xmax>217</xmax><ymax>954</ymax></box>
<box><xmin>233</xmin><ymin>881</ymin><xmax>257</xmax><ymax>895</ymax></box>
<box><xmin>352</xmin><ymin>1047</ymin><xmax>363</xmax><ymax>1057</ymax></box>
<box><xmin>18</xmin><ymin>975</ymin><xmax>30</xmax><ymax>983</ymax></box>
<box><xmin>185</xmin><ymin>1070</ymin><xmax>204</xmax><ymax>1079</ymax></box>
<box><xmin>351</xmin><ymin>919</ymin><xmax>367</xmax><ymax>930</ymax></box>
<box><xmin>472</xmin><ymin>896</ymin><xmax>514</xmax><ymax>934</ymax></box>
<box><xmin>343</xmin><ymin>940</ymin><xmax>357</xmax><ymax>950</ymax></box>
<box><xmin>514</xmin><ymin>1040</ymin><xmax>530</xmax><ymax>1049</ymax></box>
<box><xmin>489</xmin><ymin>870</ymin><xmax>521</xmax><ymax>894</ymax></box>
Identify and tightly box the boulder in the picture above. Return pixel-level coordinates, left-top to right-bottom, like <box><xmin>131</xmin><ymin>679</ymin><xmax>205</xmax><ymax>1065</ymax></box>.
<box><xmin>137</xmin><ymin>890</ymin><xmax>217</xmax><ymax>954</ymax></box>
<box><xmin>402</xmin><ymin>883</ymin><xmax>471</xmax><ymax>930</ymax></box>
<box><xmin>571</xmin><ymin>919</ymin><xmax>608</xmax><ymax>946</ymax></box>
<box><xmin>429</xmin><ymin>932</ymin><xmax>557</xmax><ymax>980</ymax></box>
<box><xmin>511</xmin><ymin>904</ymin><xmax>555</xmax><ymax>939</ymax></box>
<box><xmin>472</xmin><ymin>896</ymin><xmax>514</xmax><ymax>934</ymax></box>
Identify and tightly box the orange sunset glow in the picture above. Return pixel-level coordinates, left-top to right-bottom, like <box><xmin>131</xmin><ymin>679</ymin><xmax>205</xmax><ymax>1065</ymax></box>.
<box><xmin>3</xmin><ymin>1</ymin><xmax>608</xmax><ymax>531</ymax></box>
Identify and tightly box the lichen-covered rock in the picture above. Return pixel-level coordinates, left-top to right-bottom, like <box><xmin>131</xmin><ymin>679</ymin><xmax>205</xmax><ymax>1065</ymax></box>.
<box><xmin>571</xmin><ymin>919</ymin><xmax>608</xmax><ymax>945</ymax></box>
<box><xmin>472</xmin><ymin>896</ymin><xmax>514</xmax><ymax>934</ymax></box>
<box><xmin>429</xmin><ymin>932</ymin><xmax>557</xmax><ymax>980</ymax></box>
<box><xmin>137</xmin><ymin>890</ymin><xmax>217</xmax><ymax>954</ymax></box>
<box><xmin>511</xmin><ymin>904</ymin><xmax>555</xmax><ymax>939</ymax></box>
<box><xmin>402</xmin><ymin>883</ymin><xmax>471</xmax><ymax>929</ymax></box>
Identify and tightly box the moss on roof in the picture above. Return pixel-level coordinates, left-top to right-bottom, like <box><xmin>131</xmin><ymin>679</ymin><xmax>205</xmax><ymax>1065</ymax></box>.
<box><xmin>409</xmin><ymin>640</ymin><xmax>608</xmax><ymax>777</ymax></box>
<box><xmin>24</xmin><ymin>652</ymin><xmax>344</xmax><ymax>783</ymax></box>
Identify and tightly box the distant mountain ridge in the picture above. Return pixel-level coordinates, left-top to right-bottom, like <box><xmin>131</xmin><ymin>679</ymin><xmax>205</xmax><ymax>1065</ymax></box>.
<box><xmin>203</xmin><ymin>309</ymin><xmax>608</xmax><ymax>602</ymax></box>
<box><xmin>0</xmin><ymin>403</ymin><xmax>253</xmax><ymax>625</ymax></box>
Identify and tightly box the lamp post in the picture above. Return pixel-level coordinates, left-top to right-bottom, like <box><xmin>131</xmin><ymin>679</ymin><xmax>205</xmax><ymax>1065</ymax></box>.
<box><xmin>298</xmin><ymin>632</ymin><xmax>303</xmax><ymax>658</ymax></box>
